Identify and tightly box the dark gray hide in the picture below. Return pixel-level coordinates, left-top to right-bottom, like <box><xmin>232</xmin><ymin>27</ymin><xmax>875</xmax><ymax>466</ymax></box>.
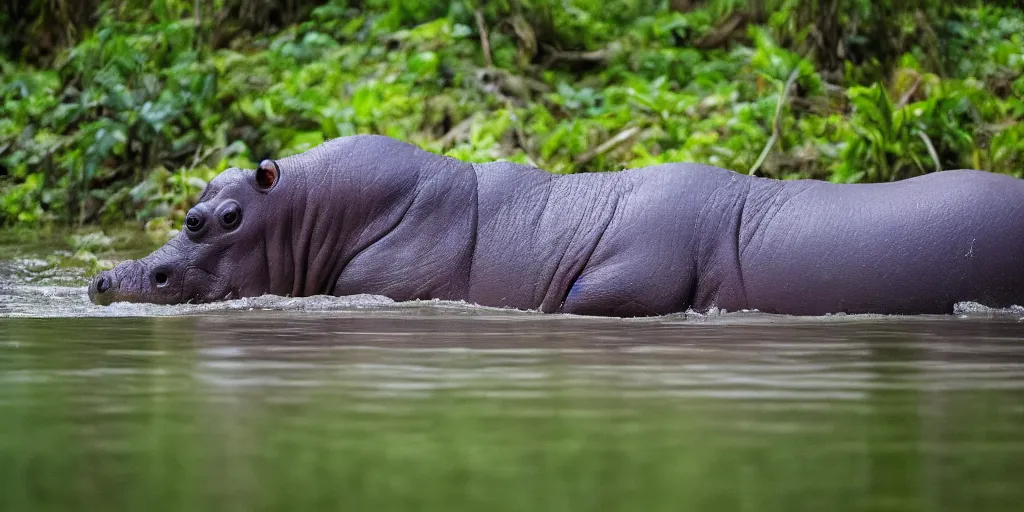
<box><xmin>89</xmin><ymin>135</ymin><xmax>1024</xmax><ymax>316</ymax></box>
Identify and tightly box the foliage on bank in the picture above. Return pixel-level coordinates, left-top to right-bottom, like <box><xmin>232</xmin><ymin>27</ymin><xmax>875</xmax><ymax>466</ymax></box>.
<box><xmin>1</xmin><ymin>0</ymin><xmax>1022</xmax><ymax>229</ymax></box>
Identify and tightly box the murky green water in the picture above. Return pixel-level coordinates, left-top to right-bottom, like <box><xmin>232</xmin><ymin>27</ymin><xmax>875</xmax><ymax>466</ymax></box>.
<box><xmin>1</xmin><ymin>232</ymin><xmax>1023</xmax><ymax>511</ymax></box>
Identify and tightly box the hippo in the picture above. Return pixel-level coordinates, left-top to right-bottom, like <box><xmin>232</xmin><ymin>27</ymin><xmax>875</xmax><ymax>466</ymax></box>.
<box><xmin>89</xmin><ymin>135</ymin><xmax>1024</xmax><ymax>317</ymax></box>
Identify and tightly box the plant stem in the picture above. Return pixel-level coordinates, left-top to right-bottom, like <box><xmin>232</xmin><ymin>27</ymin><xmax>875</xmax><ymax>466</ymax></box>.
<box><xmin>475</xmin><ymin>10</ymin><xmax>493</xmax><ymax>69</ymax></box>
<box><xmin>749</xmin><ymin>67</ymin><xmax>801</xmax><ymax>176</ymax></box>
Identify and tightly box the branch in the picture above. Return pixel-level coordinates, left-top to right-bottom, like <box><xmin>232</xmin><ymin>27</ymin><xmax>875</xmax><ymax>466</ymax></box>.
<box><xmin>693</xmin><ymin>12</ymin><xmax>748</xmax><ymax>50</ymax></box>
<box><xmin>749</xmin><ymin>67</ymin><xmax>801</xmax><ymax>176</ymax></box>
<box><xmin>193</xmin><ymin>0</ymin><xmax>203</xmax><ymax>50</ymax></box>
<box><xmin>575</xmin><ymin>126</ymin><xmax>641</xmax><ymax>167</ymax></box>
<box><xmin>542</xmin><ymin>43</ymin><xmax>620</xmax><ymax>67</ymax></box>
<box><xmin>474</xmin><ymin>10</ymin><xmax>493</xmax><ymax>68</ymax></box>
<box><xmin>188</xmin><ymin>144</ymin><xmax>219</xmax><ymax>171</ymax></box>
<box><xmin>439</xmin><ymin>115</ymin><xmax>480</xmax><ymax>148</ymax></box>
<box><xmin>473</xmin><ymin>68</ymin><xmax>549</xmax><ymax>103</ymax></box>
<box><xmin>822</xmin><ymin>81</ymin><xmax>846</xmax><ymax>94</ymax></box>
<box><xmin>896</xmin><ymin>74</ymin><xmax>922</xmax><ymax>109</ymax></box>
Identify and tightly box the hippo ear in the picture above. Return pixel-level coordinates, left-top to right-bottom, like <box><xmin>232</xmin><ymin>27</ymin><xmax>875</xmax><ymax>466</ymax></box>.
<box><xmin>256</xmin><ymin>159</ymin><xmax>280</xmax><ymax>191</ymax></box>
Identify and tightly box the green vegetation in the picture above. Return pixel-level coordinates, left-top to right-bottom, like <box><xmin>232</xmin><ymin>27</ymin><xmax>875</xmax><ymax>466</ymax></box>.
<box><xmin>1</xmin><ymin>0</ymin><xmax>1022</xmax><ymax>229</ymax></box>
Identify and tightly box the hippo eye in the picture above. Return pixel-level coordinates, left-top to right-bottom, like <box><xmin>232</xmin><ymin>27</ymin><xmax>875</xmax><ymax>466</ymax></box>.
<box><xmin>185</xmin><ymin>213</ymin><xmax>204</xmax><ymax>232</ymax></box>
<box><xmin>220</xmin><ymin>206</ymin><xmax>241</xmax><ymax>230</ymax></box>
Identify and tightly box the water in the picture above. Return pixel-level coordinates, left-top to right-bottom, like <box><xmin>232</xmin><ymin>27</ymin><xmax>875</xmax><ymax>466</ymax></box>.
<box><xmin>2</xmin><ymin>232</ymin><xmax>1024</xmax><ymax>511</ymax></box>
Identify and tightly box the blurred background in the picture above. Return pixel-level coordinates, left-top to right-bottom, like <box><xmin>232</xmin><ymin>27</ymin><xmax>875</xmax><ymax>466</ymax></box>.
<box><xmin>1</xmin><ymin>0</ymin><xmax>1022</xmax><ymax>232</ymax></box>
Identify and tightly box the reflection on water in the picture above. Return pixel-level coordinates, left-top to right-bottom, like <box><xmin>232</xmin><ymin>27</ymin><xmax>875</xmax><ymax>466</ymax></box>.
<box><xmin>1</xmin><ymin>237</ymin><xmax>1024</xmax><ymax>511</ymax></box>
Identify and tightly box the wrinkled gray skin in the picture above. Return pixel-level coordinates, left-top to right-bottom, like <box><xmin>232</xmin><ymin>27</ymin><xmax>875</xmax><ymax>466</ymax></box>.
<box><xmin>89</xmin><ymin>135</ymin><xmax>1024</xmax><ymax>316</ymax></box>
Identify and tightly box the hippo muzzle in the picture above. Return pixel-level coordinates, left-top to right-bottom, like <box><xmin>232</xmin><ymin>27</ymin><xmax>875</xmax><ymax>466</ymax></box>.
<box><xmin>89</xmin><ymin>258</ymin><xmax>185</xmax><ymax>306</ymax></box>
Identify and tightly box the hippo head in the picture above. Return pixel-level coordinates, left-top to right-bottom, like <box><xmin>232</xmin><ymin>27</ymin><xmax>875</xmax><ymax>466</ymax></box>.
<box><xmin>88</xmin><ymin>159</ymin><xmax>283</xmax><ymax>306</ymax></box>
<box><xmin>88</xmin><ymin>135</ymin><xmax>468</xmax><ymax>307</ymax></box>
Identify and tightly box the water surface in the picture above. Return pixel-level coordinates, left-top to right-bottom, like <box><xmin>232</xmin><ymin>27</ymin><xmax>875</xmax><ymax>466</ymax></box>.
<box><xmin>1</xmin><ymin>232</ymin><xmax>1023</xmax><ymax>511</ymax></box>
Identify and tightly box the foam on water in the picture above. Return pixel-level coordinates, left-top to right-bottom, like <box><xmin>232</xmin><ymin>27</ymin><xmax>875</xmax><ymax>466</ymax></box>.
<box><xmin>2</xmin><ymin>250</ymin><xmax>1023</xmax><ymax>322</ymax></box>
<box><xmin>3</xmin><ymin>279</ymin><xmax>1023</xmax><ymax>325</ymax></box>
<box><xmin>0</xmin><ymin>281</ymin><xmax>515</xmax><ymax>318</ymax></box>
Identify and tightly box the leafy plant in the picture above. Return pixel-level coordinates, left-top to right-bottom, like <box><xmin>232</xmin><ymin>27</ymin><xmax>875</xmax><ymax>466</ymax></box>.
<box><xmin>0</xmin><ymin>0</ymin><xmax>1021</xmax><ymax>230</ymax></box>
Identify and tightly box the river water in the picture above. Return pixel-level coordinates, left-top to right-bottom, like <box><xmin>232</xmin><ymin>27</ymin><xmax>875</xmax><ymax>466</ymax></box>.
<box><xmin>1</xmin><ymin>232</ymin><xmax>1023</xmax><ymax>511</ymax></box>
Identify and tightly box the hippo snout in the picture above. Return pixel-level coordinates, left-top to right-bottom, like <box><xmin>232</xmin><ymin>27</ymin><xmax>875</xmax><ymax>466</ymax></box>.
<box><xmin>89</xmin><ymin>259</ymin><xmax>178</xmax><ymax>306</ymax></box>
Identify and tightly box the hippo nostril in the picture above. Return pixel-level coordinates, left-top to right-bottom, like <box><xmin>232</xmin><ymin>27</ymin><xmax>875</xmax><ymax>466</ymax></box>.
<box><xmin>96</xmin><ymin>276</ymin><xmax>111</xmax><ymax>294</ymax></box>
<box><xmin>185</xmin><ymin>213</ymin><xmax>204</xmax><ymax>232</ymax></box>
<box><xmin>154</xmin><ymin>271</ymin><xmax>169</xmax><ymax>287</ymax></box>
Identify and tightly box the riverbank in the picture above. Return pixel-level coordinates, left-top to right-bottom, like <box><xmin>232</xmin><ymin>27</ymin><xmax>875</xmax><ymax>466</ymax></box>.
<box><xmin>2</xmin><ymin>1</ymin><xmax>1022</xmax><ymax>229</ymax></box>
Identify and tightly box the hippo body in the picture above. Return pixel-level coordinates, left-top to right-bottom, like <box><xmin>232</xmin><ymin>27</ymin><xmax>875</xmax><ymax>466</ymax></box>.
<box><xmin>90</xmin><ymin>135</ymin><xmax>1024</xmax><ymax>316</ymax></box>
